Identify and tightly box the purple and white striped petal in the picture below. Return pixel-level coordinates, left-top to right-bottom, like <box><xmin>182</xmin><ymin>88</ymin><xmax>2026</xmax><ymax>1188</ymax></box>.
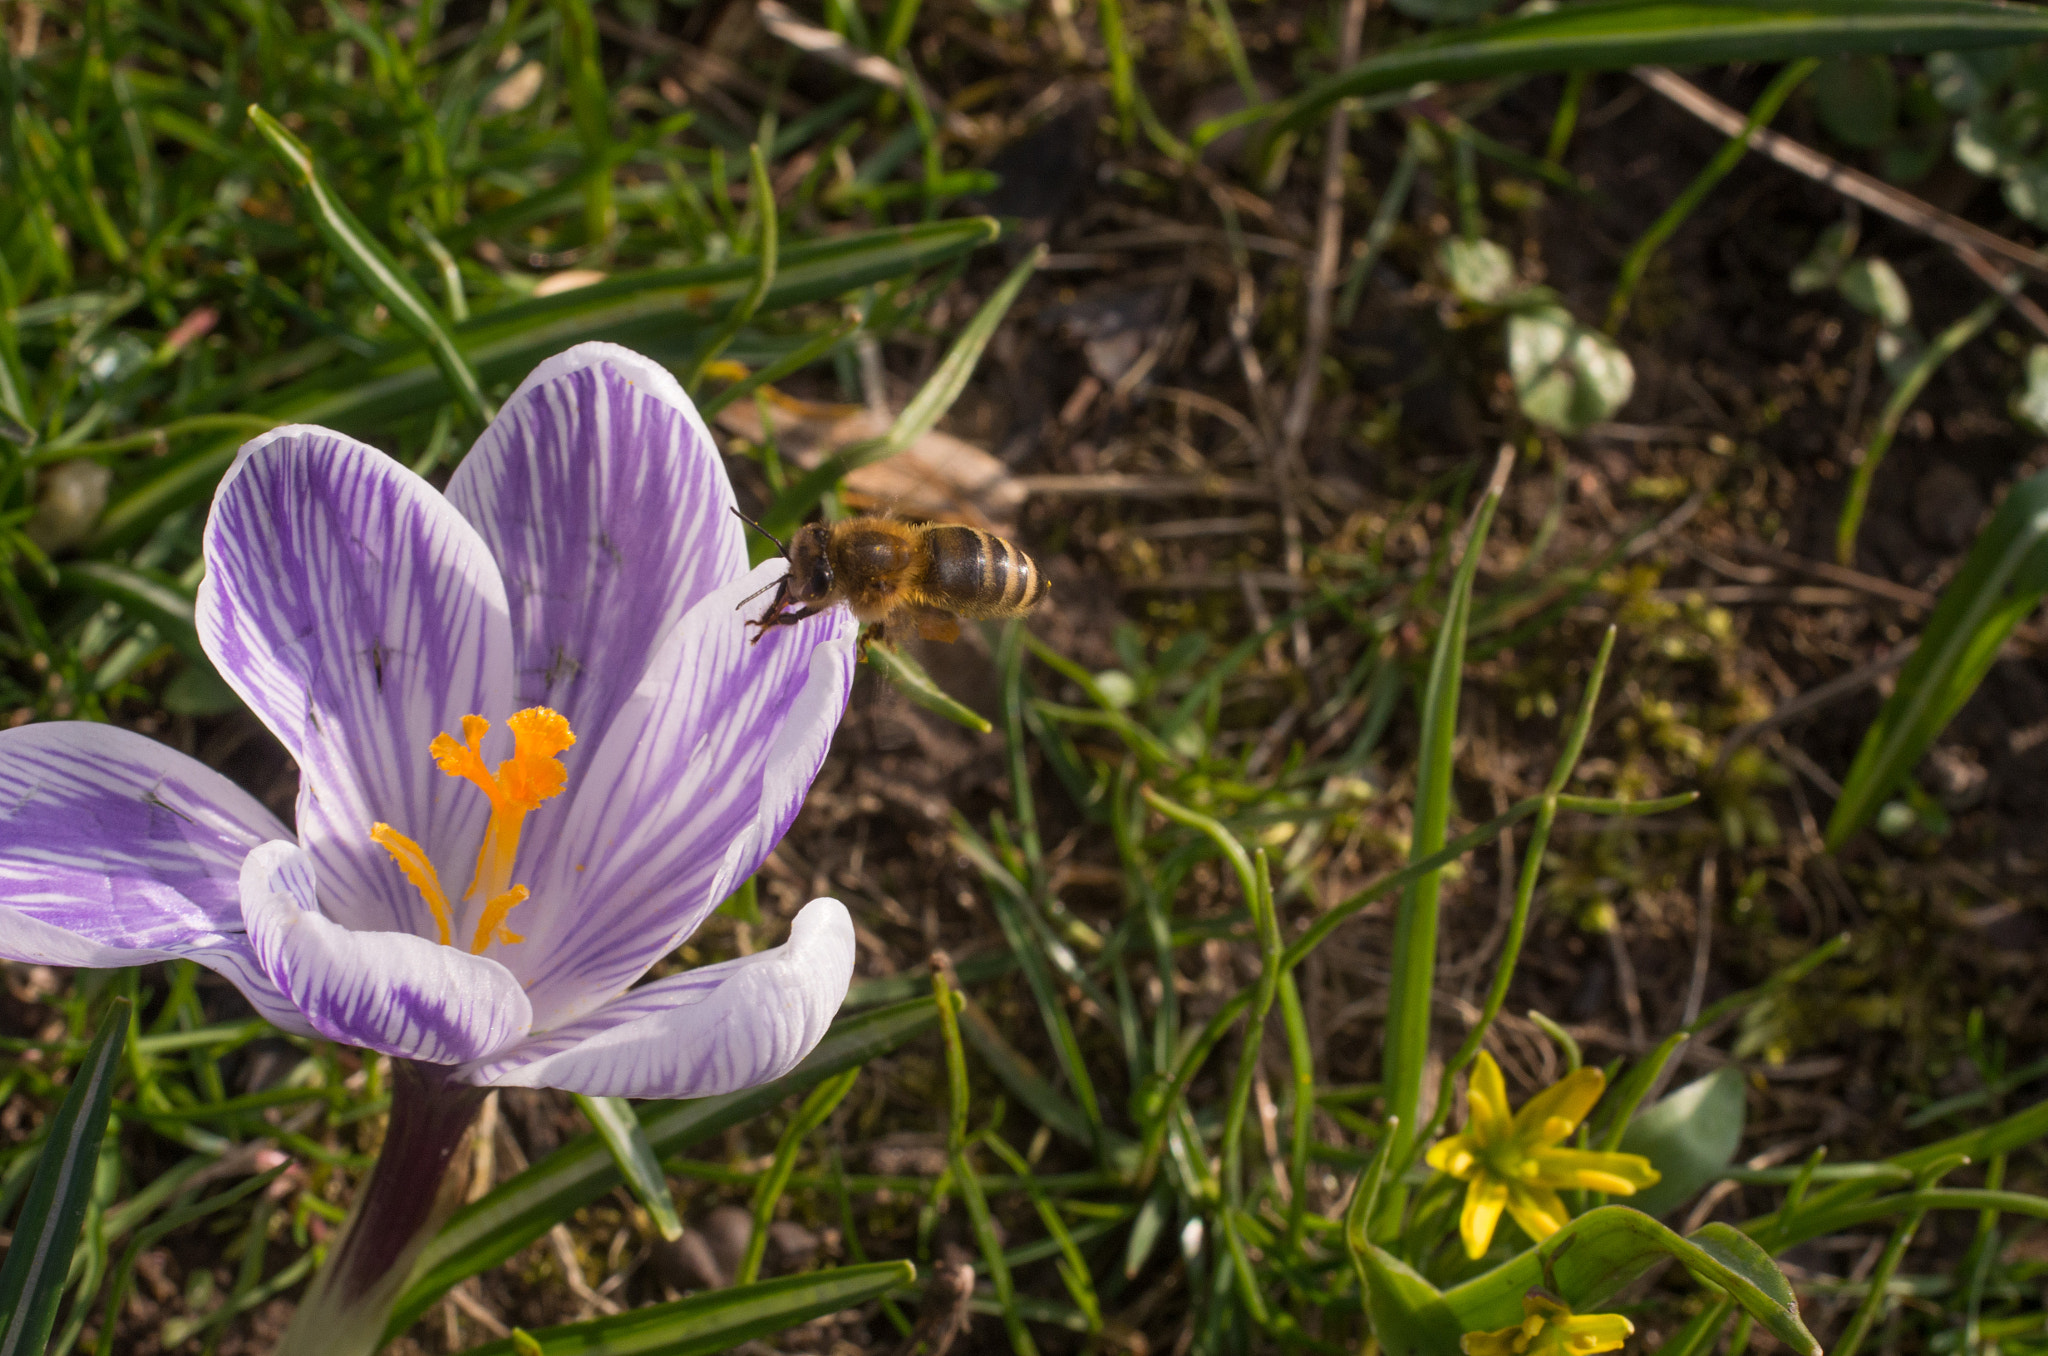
<box><xmin>460</xmin><ymin>898</ymin><xmax>853</xmax><ymax>1097</ymax></box>
<box><xmin>508</xmin><ymin>562</ymin><xmax>856</xmax><ymax>1025</ymax></box>
<box><xmin>197</xmin><ymin>428</ymin><xmax>517</xmax><ymax>939</ymax></box>
<box><xmin>241</xmin><ymin>842</ymin><xmax>531</xmax><ymax>1064</ymax></box>
<box><xmin>447</xmin><ymin>343</ymin><xmax>745</xmax><ymax>758</ymax></box>
<box><xmin>0</xmin><ymin>722</ymin><xmax>312</xmax><ymax>1033</ymax></box>
<box><xmin>0</xmin><ymin>721</ymin><xmax>288</xmax><ymax>943</ymax></box>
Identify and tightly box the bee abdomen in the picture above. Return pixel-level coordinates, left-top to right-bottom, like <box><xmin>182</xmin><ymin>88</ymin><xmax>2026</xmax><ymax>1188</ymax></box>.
<box><xmin>923</xmin><ymin>525</ymin><xmax>1050</xmax><ymax>618</ymax></box>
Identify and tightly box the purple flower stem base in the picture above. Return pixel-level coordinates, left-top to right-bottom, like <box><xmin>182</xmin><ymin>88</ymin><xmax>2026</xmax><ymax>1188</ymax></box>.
<box><xmin>276</xmin><ymin>1061</ymin><xmax>485</xmax><ymax>1356</ymax></box>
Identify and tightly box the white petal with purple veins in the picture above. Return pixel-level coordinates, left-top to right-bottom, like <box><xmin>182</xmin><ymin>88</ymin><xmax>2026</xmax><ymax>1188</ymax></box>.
<box><xmin>461</xmin><ymin>897</ymin><xmax>853</xmax><ymax>1097</ymax></box>
<box><xmin>241</xmin><ymin>842</ymin><xmax>531</xmax><ymax>1064</ymax></box>
<box><xmin>197</xmin><ymin>427</ymin><xmax>517</xmax><ymax>940</ymax></box>
<box><xmin>448</xmin><ymin>343</ymin><xmax>746</xmax><ymax>757</ymax></box>
<box><xmin>0</xmin><ymin>721</ymin><xmax>288</xmax><ymax>943</ymax></box>
<box><xmin>507</xmin><ymin>562</ymin><xmax>855</xmax><ymax>1024</ymax></box>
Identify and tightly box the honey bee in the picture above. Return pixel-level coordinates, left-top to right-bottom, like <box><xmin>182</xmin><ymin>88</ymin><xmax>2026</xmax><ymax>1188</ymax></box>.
<box><xmin>737</xmin><ymin>513</ymin><xmax>1049</xmax><ymax>642</ymax></box>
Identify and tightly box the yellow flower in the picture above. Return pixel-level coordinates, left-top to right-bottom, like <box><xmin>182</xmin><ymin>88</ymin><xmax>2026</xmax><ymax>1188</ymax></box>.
<box><xmin>1425</xmin><ymin>1052</ymin><xmax>1660</xmax><ymax>1259</ymax></box>
<box><xmin>1461</xmin><ymin>1293</ymin><xmax>1634</xmax><ymax>1355</ymax></box>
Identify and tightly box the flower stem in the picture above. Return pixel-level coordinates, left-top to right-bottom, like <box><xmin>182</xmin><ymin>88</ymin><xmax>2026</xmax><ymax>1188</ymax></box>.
<box><xmin>276</xmin><ymin>1061</ymin><xmax>485</xmax><ymax>1356</ymax></box>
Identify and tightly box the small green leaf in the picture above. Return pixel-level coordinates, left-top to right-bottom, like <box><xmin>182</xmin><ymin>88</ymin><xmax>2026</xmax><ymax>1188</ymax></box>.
<box><xmin>458</xmin><ymin>1261</ymin><xmax>916</xmax><ymax>1355</ymax></box>
<box><xmin>574</xmin><ymin>1096</ymin><xmax>684</xmax><ymax>1242</ymax></box>
<box><xmin>2013</xmin><ymin>345</ymin><xmax>2048</xmax><ymax>434</ymax></box>
<box><xmin>1927</xmin><ymin>48</ymin><xmax>2011</xmax><ymax>112</ymax></box>
<box><xmin>1509</xmin><ymin>306</ymin><xmax>1635</xmax><ymax>433</ymax></box>
<box><xmin>1357</xmin><ymin>1243</ymin><xmax>1463</xmax><ymax>1356</ymax></box>
<box><xmin>1620</xmin><ymin>1068</ymin><xmax>1747</xmax><ymax>1217</ymax></box>
<box><xmin>0</xmin><ymin>998</ymin><xmax>131</xmax><ymax>1356</ymax></box>
<box><xmin>865</xmin><ymin>641</ymin><xmax>993</xmax><ymax>733</ymax></box>
<box><xmin>2006</xmin><ymin>160</ymin><xmax>2048</xmax><ymax>228</ymax></box>
<box><xmin>1438</xmin><ymin>237</ymin><xmax>1517</xmax><ymax>305</ymax></box>
<box><xmin>1812</xmin><ymin>54</ymin><xmax>1898</xmax><ymax>148</ymax></box>
<box><xmin>1789</xmin><ymin>220</ymin><xmax>1857</xmax><ymax>294</ymax></box>
<box><xmin>1836</xmin><ymin>258</ymin><xmax>1911</xmax><ymax>326</ymax></box>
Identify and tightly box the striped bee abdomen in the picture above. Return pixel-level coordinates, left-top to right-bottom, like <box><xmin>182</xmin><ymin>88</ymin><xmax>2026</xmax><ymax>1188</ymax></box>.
<box><xmin>922</xmin><ymin>525</ymin><xmax>1051</xmax><ymax>618</ymax></box>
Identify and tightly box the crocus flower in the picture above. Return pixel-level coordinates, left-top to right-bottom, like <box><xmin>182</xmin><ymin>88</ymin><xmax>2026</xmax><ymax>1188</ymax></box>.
<box><xmin>1460</xmin><ymin>1292</ymin><xmax>1634</xmax><ymax>1356</ymax></box>
<box><xmin>1426</xmin><ymin>1052</ymin><xmax>1659</xmax><ymax>1260</ymax></box>
<box><xmin>0</xmin><ymin>343</ymin><xmax>858</xmax><ymax>1349</ymax></box>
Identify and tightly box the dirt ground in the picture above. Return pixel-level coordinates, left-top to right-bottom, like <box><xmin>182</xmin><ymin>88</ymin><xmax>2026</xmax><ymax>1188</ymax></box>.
<box><xmin>48</xmin><ymin>14</ymin><xmax>2048</xmax><ymax>1350</ymax></box>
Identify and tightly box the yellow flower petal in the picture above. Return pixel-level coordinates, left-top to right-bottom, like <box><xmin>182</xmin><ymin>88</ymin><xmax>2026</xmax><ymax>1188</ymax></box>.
<box><xmin>1504</xmin><ymin>1182</ymin><xmax>1570</xmax><ymax>1242</ymax></box>
<box><xmin>1469</xmin><ymin>1051</ymin><xmax>1514</xmax><ymax>1144</ymax></box>
<box><xmin>1559</xmin><ymin>1312</ymin><xmax>1633</xmax><ymax>1354</ymax></box>
<box><xmin>1511</xmin><ymin>1067</ymin><xmax>1605</xmax><ymax>1149</ymax></box>
<box><xmin>1526</xmin><ymin>1147</ymin><xmax>1661</xmax><ymax>1194</ymax></box>
<box><xmin>1458</xmin><ymin>1330</ymin><xmax>1521</xmax><ymax>1356</ymax></box>
<box><xmin>1461</xmin><ymin>1175</ymin><xmax>1511</xmax><ymax>1259</ymax></box>
<box><xmin>1427</xmin><ymin>1133</ymin><xmax>1481</xmax><ymax>1179</ymax></box>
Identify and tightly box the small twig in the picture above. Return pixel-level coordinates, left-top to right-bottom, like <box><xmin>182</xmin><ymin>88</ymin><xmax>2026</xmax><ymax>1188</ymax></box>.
<box><xmin>1728</xmin><ymin>540</ymin><xmax>1936</xmax><ymax>609</ymax></box>
<box><xmin>1605</xmin><ymin>918</ymin><xmax>1648</xmax><ymax>1051</ymax></box>
<box><xmin>1272</xmin><ymin>0</ymin><xmax>1368</xmax><ymax>684</ymax></box>
<box><xmin>1638</xmin><ymin>66</ymin><xmax>2048</xmax><ymax>340</ymax></box>
<box><xmin>1638</xmin><ymin>66</ymin><xmax>2048</xmax><ymax>280</ymax></box>
<box><xmin>1646</xmin><ymin>855</ymin><xmax>1717</xmax><ymax>1107</ymax></box>
<box><xmin>447</xmin><ymin>1281</ymin><xmax>512</xmax><ymax>1339</ymax></box>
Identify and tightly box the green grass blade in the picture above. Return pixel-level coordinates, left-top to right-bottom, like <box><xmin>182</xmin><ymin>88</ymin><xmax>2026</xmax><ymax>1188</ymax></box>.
<box><xmin>762</xmin><ymin>242</ymin><xmax>1043</xmax><ymax>537</ymax></box>
<box><xmin>549</xmin><ymin>0</ymin><xmax>615</xmax><ymax>245</ymax></box>
<box><xmin>698</xmin><ymin>321</ymin><xmax>856</xmax><ymax>422</ymax></box>
<box><xmin>932</xmin><ymin>968</ymin><xmax>1039</xmax><ymax>1356</ymax></box>
<box><xmin>1828</xmin><ymin>468</ymin><xmax>2048</xmax><ymax>846</ymax></box>
<box><xmin>245</xmin><ymin>105</ymin><xmax>492</xmax><ymax>427</ymax></box>
<box><xmin>1835</xmin><ymin>293</ymin><xmax>2002</xmax><ymax>563</ymax></box>
<box><xmin>682</xmin><ymin>145</ymin><xmax>777</xmax><ymax>391</ymax></box>
<box><xmin>1257</xmin><ymin>0</ymin><xmax>2048</xmax><ymax>139</ymax></box>
<box><xmin>57</xmin><ymin>561</ymin><xmax>202</xmax><ymax>659</ymax></box>
<box><xmin>0</xmin><ymin>997</ymin><xmax>131</xmax><ymax>1356</ymax></box>
<box><xmin>865</xmin><ymin>641</ymin><xmax>993</xmax><ymax>732</ymax></box>
<box><xmin>1605</xmin><ymin>59</ymin><xmax>1815</xmax><ymax>332</ymax></box>
<box><xmin>92</xmin><ymin>218</ymin><xmax>998</xmax><ymax>551</ymax></box>
<box><xmin>573</xmin><ymin>1096</ymin><xmax>684</xmax><ymax>1243</ymax></box>
<box><xmin>1383</xmin><ymin>455</ymin><xmax>1509</xmax><ymax>1167</ymax></box>
<box><xmin>460</xmin><ymin>1261</ymin><xmax>916</xmax><ymax>1355</ymax></box>
<box><xmin>737</xmin><ymin>1068</ymin><xmax>859</xmax><ymax>1285</ymax></box>
<box><xmin>387</xmin><ymin>998</ymin><xmax>937</xmax><ymax>1338</ymax></box>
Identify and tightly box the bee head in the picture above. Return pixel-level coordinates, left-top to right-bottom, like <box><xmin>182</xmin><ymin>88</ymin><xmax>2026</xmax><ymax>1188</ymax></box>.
<box><xmin>785</xmin><ymin>523</ymin><xmax>834</xmax><ymax>603</ymax></box>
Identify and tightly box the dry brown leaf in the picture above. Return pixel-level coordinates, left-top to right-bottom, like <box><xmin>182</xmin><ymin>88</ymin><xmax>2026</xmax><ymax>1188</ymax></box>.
<box><xmin>715</xmin><ymin>395</ymin><xmax>1024</xmax><ymax>532</ymax></box>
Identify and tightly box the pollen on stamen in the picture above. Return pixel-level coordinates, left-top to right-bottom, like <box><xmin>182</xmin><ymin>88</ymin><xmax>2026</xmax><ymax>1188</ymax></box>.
<box><xmin>374</xmin><ymin>707</ymin><xmax>577</xmax><ymax>956</ymax></box>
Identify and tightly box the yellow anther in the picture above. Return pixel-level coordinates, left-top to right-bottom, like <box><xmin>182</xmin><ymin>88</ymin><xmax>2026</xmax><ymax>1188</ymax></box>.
<box><xmin>470</xmin><ymin>886</ymin><xmax>529</xmax><ymax>955</ymax></box>
<box><xmin>370</xmin><ymin>823</ymin><xmax>455</xmax><ymax>947</ymax></box>
<box><xmin>373</xmin><ymin>707</ymin><xmax>575</xmax><ymax>958</ymax></box>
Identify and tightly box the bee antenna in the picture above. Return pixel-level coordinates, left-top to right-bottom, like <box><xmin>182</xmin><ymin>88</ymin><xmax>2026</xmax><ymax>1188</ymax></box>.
<box><xmin>735</xmin><ymin>577</ymin><xmax>783</xmax><ymax>611</ymax></box>
<box><xmin>730</xmin><ymin>507</ymin><xmax>789</xmax><ymax>557</ymax></box>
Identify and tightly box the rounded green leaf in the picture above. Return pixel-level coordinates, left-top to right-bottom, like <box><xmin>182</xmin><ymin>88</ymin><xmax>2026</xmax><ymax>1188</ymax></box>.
<box><xmin>1440</xmin><ymin>237</ymin><xmax>1517</xmax><ymax>305</ymax></box>
<box><xmin>1619</xmin><ymin>1068</ymin><xmax>1747</xmax><ymax>1218</ymax></box>
<box><xmin>1508</xmin><ymin>306</ymin><xmax>1635</xmax><ymax>433</ymax></box>
<box><xmin>1836</xmin><ymin>257</ymin><xmax>1911</xmax><ymax>327</ymax></box>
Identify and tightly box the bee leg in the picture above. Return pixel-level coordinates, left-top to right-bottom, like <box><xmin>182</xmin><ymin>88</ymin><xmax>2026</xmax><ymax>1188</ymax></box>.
<box><xmin>751</xmin><ymin>603</ymin><xmax>826</xmax><ymax>643</ymax></box>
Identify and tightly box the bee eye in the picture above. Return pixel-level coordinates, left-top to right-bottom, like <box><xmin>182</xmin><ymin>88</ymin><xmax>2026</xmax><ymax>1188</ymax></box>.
<box><xmin>811</xmin><ymin>561</ymin><xmax>833</xmax><ymax>594</ymax></box>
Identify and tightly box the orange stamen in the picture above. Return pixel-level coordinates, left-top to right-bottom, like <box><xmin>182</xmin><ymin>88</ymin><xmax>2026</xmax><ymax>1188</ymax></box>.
<box><xmin>370</xmin><ymin>823</ymin><xmax>455</xmax><ymax>946</ymax></box>
<box><xmin>374</xmin><ymin>707</ymin><xmax>575</xmax><ymax>956</ymax></box>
